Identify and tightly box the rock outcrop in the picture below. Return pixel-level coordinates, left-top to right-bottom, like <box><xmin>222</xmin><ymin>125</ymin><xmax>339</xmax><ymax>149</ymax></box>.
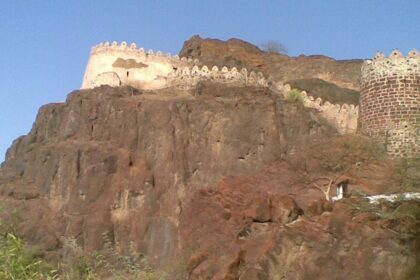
<box><xmin>0</xmin><ymin>83</ymin><xmax>324</xmax><ymax>268</ymax></box>
<box><xmin>179</xmin><ymin>35</ymin><xmax>363</xmax><ymax>92</ymax></box>
<box><xmin>1</xmin><ymin>82</ymin><xmax>418</xmax><ymax>279</ymax></box>
<box><xmin>2</xmin><ymin>33</ymin><xmax>420</xmax><ymax>279</ymax></box>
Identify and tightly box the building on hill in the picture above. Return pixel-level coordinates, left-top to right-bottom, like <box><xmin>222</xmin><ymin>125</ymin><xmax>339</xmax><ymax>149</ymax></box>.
<box><xmin>360</xmin><ymin>49</ymin><xmax>420</xmax><ymax>157</ymax></box>
<box><xmin>81</xmin><ymin>41</ymin><xmax>269</xmax><ymax>90</ymax></box>
<box><xmin>81</xmin><ymin>42</ymin><xmax>419</xmax><ymax>157</ymax></box>
<box><xmin>81</xmin><ymin>41</ymin><xmax>195</xmax><ymax>90</ymax></box>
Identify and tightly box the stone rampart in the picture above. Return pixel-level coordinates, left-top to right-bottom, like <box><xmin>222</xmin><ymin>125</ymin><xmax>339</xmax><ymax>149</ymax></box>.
<box><xmin>360</xmin><ymin>49</ymin><xmax>420</xmax><ymax>157</ymax></box>
<box><xmin>80</xmin><ymin>41</ymin><xmax>371</xmax><ymax>136</ymax></box>
<box><xmin>167</xmin><ymin>65</ymin><xmax>269</xmax><ymax>88</ymax></box>
<box><xmin>81</xmin><ymin>41</ymin><xmax>271</xmax><ymax>90</ymax></box>
<box><xmin>279</xmin><ymin>84</ymin><xmax>359</xmax><ymax>134</ymax></box>
<box><xmin>82</xmin><ymin>41</ymin><xmax>196</xmax><ymax>90</ymax></box>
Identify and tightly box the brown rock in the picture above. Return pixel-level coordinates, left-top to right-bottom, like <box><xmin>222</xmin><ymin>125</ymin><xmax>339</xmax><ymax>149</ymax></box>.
<box><xmin>0</xmin><ymin>76</ymin><xmax>416</xmax><ymax>278</ymax></box>
<box><xmin>304</xmin><ymin>199</ymin><xmax>326</xmax><ymax>217</ymax></box>
<box><xmin>243</xmin><ymin>196</ymin><xmax>272</xmax><ymax>223</ymax></box>
<box><xmin>270</xmin><ymin>194</ymin><xmax>302</xmax><ymax>224</ymax></box>
<box><xmin>187</xmin><ymin>252</ymin><xmax>209</xmax><ymax>277</ymax></box>
<box><xmin>222</xmin><ymin>250</ymin><xmax>246</xmax><ymax>280</ymax></box>
<box><xmin>0</xmin><ymin>84</ymin><xmax>322</xmax><ymax>269</ymax></box>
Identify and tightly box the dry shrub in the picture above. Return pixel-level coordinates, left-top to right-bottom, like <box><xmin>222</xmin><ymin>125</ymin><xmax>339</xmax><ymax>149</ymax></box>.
<box><xmin>286</xmin><ymin>134</ymin><xmax>386</xmax><ymax>175</ymax></box>
<box><xmin>394</xmin><ymin>157</ymin><xmax>420</xmax><ymax>190</ymax></box>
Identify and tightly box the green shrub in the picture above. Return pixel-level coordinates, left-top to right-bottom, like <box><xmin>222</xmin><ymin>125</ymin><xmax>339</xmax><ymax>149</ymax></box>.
<box><xmin>59</xmin><ymin>233</ymin><xmax>167</xmax><ymax>280</ymax></box>
<box><xmin>0</xmin><ymin>217</ymin><xmax>169</xmax><ymax>280</ymax></box>
<box><xmin>284</xmin><ymin>89</ymin><xmax>304</xmax><ymax>103</ymax></box>
<box><xmin>0</xmin><ymin>233</ymin><xmax>58</xmax><ymax>280</ymax></box>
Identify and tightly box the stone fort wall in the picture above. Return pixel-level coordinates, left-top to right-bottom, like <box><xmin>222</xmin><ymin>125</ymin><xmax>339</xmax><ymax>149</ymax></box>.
<box><xmin>81</xmin><ymin>41</ymin><xmax>196</xmax><ymax>90</ymax></box>
<box><xmin>278</xmin><ymin>84</ymin><xmax>358</xmax><ymax>134</ymax></box>
<box><xmin>167</xmin><ymin>65</ymin><xmax>269</xmax><ymax>88</ymax></box>
<box><xmin>80</xmin><ymin>41</ymin><xmax>370</xmax><ymax>137</ymax></box>
<box><xmin>81</xmin><ymin>41</ymin><xmax>270</xmax><ymax>90</ymax></box>
<box><xmin>360</xmin><ymin>49</ymin><xmax>420</xmax><ymax>157</ymax></box>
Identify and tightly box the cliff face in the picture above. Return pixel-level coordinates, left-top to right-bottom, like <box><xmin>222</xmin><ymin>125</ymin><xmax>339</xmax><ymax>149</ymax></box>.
<box><xmin>0</xmin><ymin>84</ymin><xmax>418</xmax><ymax>279</ymax></box>
<box><xmin>0</xmin><ymin>84</ymin><xmax>319</xmax><ymax>267</ymax></box>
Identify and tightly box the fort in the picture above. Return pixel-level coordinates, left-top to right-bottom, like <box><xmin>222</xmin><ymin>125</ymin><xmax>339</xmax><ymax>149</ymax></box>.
<box><xmin>81</xmin><ymin>42</ymin><xmax>419</xmax><ymax>156</ymax></box>
<box><xmin>81</xmin><ymin>41</ymin><xmax>270</xmax><ymax>90</ymax></box>
<box><xmin>360</xmin><ymin>49</ymin><xmax>420</xmax><ymax>157</ymax></box>
<box><xmin>81</xmin><ymin>41</ymin><xmax>195</xmax><ymax>90</ymax></box>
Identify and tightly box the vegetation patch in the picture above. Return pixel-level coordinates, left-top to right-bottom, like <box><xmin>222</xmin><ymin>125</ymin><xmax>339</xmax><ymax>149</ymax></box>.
<box><xmin>284</xmin><ymin>89</ymin><xmax>304</xmax><ymax>103</ymax></box>
<box><xmin>351</xmin><ymin>196</ymin><xmax>420</xmax><ymax>278</ymax></box>
<box><xmin>394</xmin><ymin>157</ymin><xmax>420</xmax><ymax>190</ymax></box>
<box><xmin>0</xmin><ymin>216</ymin><xmax>169</xmax><ymax>280</ymax></box>
<box><xmin>286</xmin><ymin>134</ymin><xmax>386</xmax><ymax>175</ymax></box>
<box><xmin>287</xmin><ymin>78</ymin><xmax>360</xmax><ymax>105</ymax></box>
<box><xmin>0</xmin><ymin>232</ymin><xmax>58</xmax><ymax>280</ymax></box>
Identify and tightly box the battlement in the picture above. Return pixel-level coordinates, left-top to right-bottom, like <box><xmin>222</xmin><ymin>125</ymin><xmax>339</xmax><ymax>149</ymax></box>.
<box><xmin>80</xmin><ymin>42</ymin><xmax>420</xmax><ymax>145</ymax></box>
<box><xmin>361</xmin><ymin>49</ymin><xmax>419</xmax><ymax>83</ymax></box>
<box><xmin>81</xmin><ymin>41</ymin><xmax>269</xmax><ymax>91</ymax></box>
<box><xmin>80</xmin><ymin>41</ymin><xmax>363</xmax><ymax>136</ymax></box>
<box><xmin>90</xmin><ymin>41</ymin><xmax>199</xmax><ymax>64</ymax></box>
<box><xmin>81</xmin><ymin>41</ymin><xmax>197</xmax><ymax>90</ymax></box>
<box><xmin>167</xmin><ymin>65</ymin><xmax>269</xmax><ymax>88</ymax></box>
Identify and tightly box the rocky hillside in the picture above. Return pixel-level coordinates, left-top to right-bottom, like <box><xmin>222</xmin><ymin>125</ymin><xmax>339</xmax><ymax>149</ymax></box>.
<box><xmin>0</xmin><ymin>81</ymin><xmax>419</xmax><ymax>279</ymax></box>
<box><xmin>179</xmin><ymin>35</ymin><xmax>361</xmax><ymax>104</ymax></box>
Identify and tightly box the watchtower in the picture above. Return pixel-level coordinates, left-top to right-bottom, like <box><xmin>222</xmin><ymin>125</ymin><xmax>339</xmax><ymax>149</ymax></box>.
<box><xmin>360</xmin><ymin>49</ymin><xmax>420</xmax><ymax>157</ymax></box>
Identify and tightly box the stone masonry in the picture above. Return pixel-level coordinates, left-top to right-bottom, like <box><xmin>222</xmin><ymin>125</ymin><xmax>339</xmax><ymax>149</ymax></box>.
<box><xmin>360</xmin><ymin>49</ymin><xmax>420</xmax><ymax>157</ymax></box>
<box><xmin>80</xmin><ymin>41</ymin><xmax>360</xmax><ymax>135</ymax></box>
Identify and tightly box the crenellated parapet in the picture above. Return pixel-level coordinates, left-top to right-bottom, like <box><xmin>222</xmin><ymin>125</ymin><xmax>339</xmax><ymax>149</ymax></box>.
<box><xmin>167</xmin><ymin>65</ymin><xmax>269</xmax><ymax>88</ymax></box>
<box><xmin>81</xmin><ymin>41</ymin><xmax>197</xmax><ymax>90</ymax></box>
<box><xmin>278</xmin><ymin>84</ymin><xmax>359</xmax><ymax>134</ymax></box>
<box><xmin>80</xmin><ymin>41</ymin><xmax>361</xmax><ymax>135</ymax></box>
<box><xmin>90</xmin><ymin>41</ymin><xmax>199</xmax><ymax>64</ymax></box>
<box><xmin>81</xmin><ymin>42</ymin><xmax>419</xmax><ymax>145</ymax></box>
<box><xmin>360</xmin><ymin>49</ymin><xmax>420</xmax><ymax>157</ymax></box>
<box><xmin>361</xmin><ymin>49</ymin><xmax>419</xmax><ymax>84</ymax></box>
<box><xmin>81</xmin><ymin>41</ymin><xmax>270</xmax><ymax>91</ymax></box>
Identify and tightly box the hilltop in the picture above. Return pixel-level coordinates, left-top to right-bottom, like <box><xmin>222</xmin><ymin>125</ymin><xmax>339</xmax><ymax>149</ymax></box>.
<box><xmin>0</xmin><ymin>37</ymin><xmax>419</xmax><ymax>279</ymax></box>
<box><xmin>180</xmin><ymin>35</ymin><xmax>361</xmax><ymax>102</ymax></box>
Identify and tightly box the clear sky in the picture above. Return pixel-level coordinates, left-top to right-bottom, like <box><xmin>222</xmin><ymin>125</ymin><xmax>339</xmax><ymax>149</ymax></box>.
<box><xmin>0</xmin><ymin>0</ymin><xmax>419</xmax><ymax>161</ymax></box>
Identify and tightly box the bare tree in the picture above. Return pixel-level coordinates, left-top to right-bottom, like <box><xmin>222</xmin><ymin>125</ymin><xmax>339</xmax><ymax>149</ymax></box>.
<box><xmin>313</xmin><ymin>178</ymin><xmax>334</xmax><ymax>201</ymax></box>
<box><xmin>311</xmin><ymin>164</ymin><xmax>355</xmax><ymax>201</ymax></box>
<box><xmin>261</xmin><ymin>41</ymin><xmax>287</xmax><ymax>54</ymax></box>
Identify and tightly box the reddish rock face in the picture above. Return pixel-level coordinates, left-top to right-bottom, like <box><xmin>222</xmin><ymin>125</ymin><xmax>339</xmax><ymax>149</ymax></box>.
<box><xmin>0</xmin><ymin>83</ymin><xmax>322</xmax><ymax>266</ymax></box>
<box><xmin>243</xmin><ymin>196</ymin><xmax>272</xmax><ymax>223</ymax></box>
<box><xmin>271</xmin><ymin>194</ymin><xmax>302</xmax><ymax>224</ymax></box>
<box><xmin>0</xmin><ymin>83</ymin><xmax>418</xmax><ymax>279</ymax></box>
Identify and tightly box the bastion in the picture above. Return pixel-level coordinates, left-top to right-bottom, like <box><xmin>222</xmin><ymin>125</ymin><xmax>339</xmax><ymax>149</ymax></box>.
<box><xmin>81</xmin><ymin>41</ymin><xmax>269</xmax><ymax>90</ymax></box>
<box><xmin>80</xmin><ymin>41</ymin><xmax>360</xmax><ymax>136</ymax></box>
<box><xmin>81</xmin><ymin>41</ymin><xmax>195</xmax><ymax>90</ymax></box>
<box><xmin>360</xmin><ymin>49</ymin><xmax>420</xmax><ymax>157</ymax></box>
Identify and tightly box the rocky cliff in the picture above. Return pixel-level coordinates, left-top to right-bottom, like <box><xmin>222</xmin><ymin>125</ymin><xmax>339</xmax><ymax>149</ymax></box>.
<box><xmin>1</xmin><ymin>82</ymin><xmax>418</xmax><ymax>279</ymax></box>
<box><xmin>1</xmin><ymin>38</ymin><xmax>419</xmax><ymax>279</ymax></box>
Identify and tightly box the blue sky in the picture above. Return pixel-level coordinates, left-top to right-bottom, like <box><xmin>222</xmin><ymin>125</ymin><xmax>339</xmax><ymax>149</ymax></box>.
<box><xmin>0</xmin><ymin>0</ymin><xmax>419</xmax><ymax>161</ymax></box>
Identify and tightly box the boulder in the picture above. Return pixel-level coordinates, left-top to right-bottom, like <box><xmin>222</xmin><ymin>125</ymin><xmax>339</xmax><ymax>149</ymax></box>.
<box><xmin>271</xmin><ymin>194</ymin><xmax>302</xmax><ymax>224</ymax></box>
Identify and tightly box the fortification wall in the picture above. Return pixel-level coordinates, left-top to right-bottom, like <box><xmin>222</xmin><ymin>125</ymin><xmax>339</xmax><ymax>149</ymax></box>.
<box><xmin>80</xmin><ymin>41</ymin><xmax>363</xmax><ymax>136</ymax></box>
<box><xmin>360</xmin><ymin>49</ymin><xmax>420</xmax><ymax>157</ymax></box>
<box><xmin>81</xmin><ymin>41</ymin><xmax>196</xmax><ymax>90</ymax></box>
<box><xmin>279</xmin><ymin>84</ymin><xmax>358</xmax><ymax>134</ymax></box>
<box><xmin>167</xmin><ymin>65</ymin><xmax>269</xmax><ymax>88</ymax></box>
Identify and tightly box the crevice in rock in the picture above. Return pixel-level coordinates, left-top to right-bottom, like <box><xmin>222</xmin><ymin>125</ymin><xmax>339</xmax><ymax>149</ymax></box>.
<box><xmin>76</xmin><ymin>150</ymin><xmax>81</xmax><ymax>179</ymax></box>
